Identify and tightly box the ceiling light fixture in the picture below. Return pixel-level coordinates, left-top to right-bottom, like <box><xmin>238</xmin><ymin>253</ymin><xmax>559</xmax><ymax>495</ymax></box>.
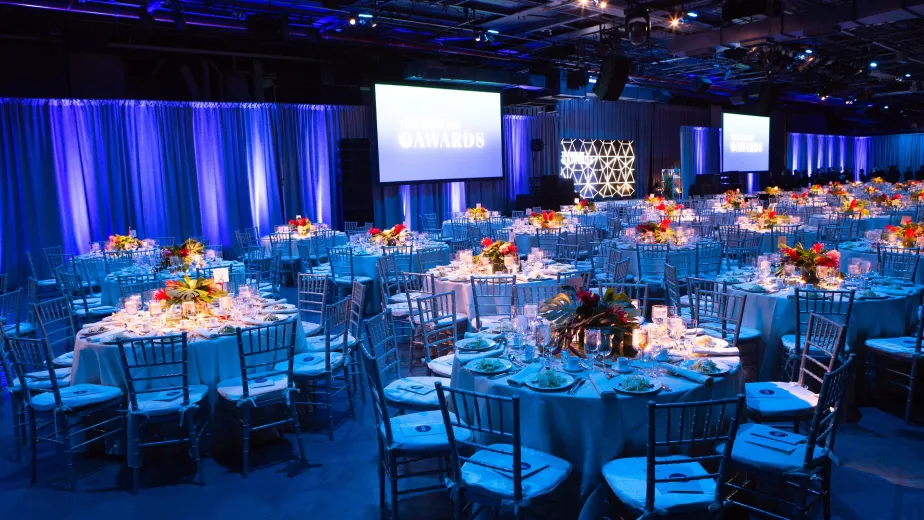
<box><xmin>805</xmin><ymin>49</ymin><xmax>813</xmax><ymax>54</ymax></box>
<box><xmin>870</xmin><ymin>61</ymin><xmax>878</xmax><ymax>68</ymax></box>
<box><xmin>686</xmin><ymin>11</ymin><xmax>698</xmax><ymax>17</ymax></box>
<box><xmin>669</xmin><ymin>16</ymin><xmax>681</xmax><ymax>28</ymax></box>
<box><xmin>906</xmin><ymin>73</ymin><xmax>912</xmax><ymax>78</ymax></box>
<box><xmin>349</xmin><ymin>13</ymin><xmax>357</xmax><ymax>25</ymax></box>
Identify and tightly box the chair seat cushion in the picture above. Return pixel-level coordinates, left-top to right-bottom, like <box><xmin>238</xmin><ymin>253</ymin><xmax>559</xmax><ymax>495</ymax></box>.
<box><xmin>383</xmin><ymin>376</ymin><xmax>449</xmax><ymax>410</ymax></box>
<box><xmin>30</xmin><ymin>383</ymin><xmax>123</xmax><ymax>412</ymax></box>
<box><xmin>37</xmin><ymin>278</ymin><xmax>58</xmax><ymax>287</ymax></box>
<box><xmin>278</xmin><ymin>352</ymin><xmax>344</xmax><ymax>377</ymax></box>
<box><xmin>427</xmin><ymin>354</ymin><xmax>454</xmax><ymax>378</ymax></box>
<box><xmin>389</xmin><ymin>292</ymin><xmax>423</xmax><ymax>304</ymax></box>
<box><xmin>3</xmin><ymin>322</ymin><xmax>35</xmax><ymax>336</ymax></box>
<box><xmin>704</xmin><ymin>326</ymin><xmax>761</xmax><ymax>344</ymax></box>
<box><xmin>9</xmin><ymin>368</ymin><xmax>72</xmax><ymax>392</ymax></box>
<box><xmin>303</xmin><ymin>334</ymin><xmax>358</xmax><ymax>352</ymax></box>
<box><xmin>217</xmin><ymin>373</ymin><xmax>290</xmax><ymax>402</ymax></box>
<box><xmin>386</xmin><ymin>302</ymin><xmax>411</xmax><ymax>318</ymax></box>
<box><xmin>333</xmin><ymin>276</ymin><xmax>373</xmax><ymax>285</ymax></box>
<box><xmin>602</xmin><ymin>455</ymin><xmax>717</xmax><ymax>516</ymax></box>
<box><xmin>864</xmin><ymin>337</ymin><xmax>922</xmax><ymax>360</ymax></box>
<box><xmin>131</xmin><ymin>385</ymin><xmax>208</xmax><ymax>416</ymax></box>
<box><xmin>381</xmin><ymin>410</ymin><xmax>471</xmax><ymax>452</ymax></box>
<box><xmin>301</xmin><ymin>320</ymin><xmax>322</xmax><ymax>336</ymax></box>
<box><xmin>460</xmin><ymin>443</ymin><xmax>572</xmax><ymax>501</ymax></box>
<box><xmin>53</xmin><ymin>352</ymin><xmax>74</xmax><ymax>367</ymax></box>
<box><xmin>745</xmin><ymin>381</ymin><xmax>818</xmax><ymax>419</ymax></box>
<box><xmin>781</xmin><ymin>334</ymin><xmax>844</xmax><ymax>357</ymax></box>
<box><xmin>718</xmin><ymin>423</ymin><xmax>827</xmax><ymax>474</ymax></box>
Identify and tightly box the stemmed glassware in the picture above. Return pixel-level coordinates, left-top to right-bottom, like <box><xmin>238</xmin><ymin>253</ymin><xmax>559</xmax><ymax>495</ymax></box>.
<box><xmin>596</xmin><ymin>333</ymin><xmax>612</xmax><ymax>375</ymax></box>
<box><xmin>584</xmin><ymin>329</ymin><xmax>599</xmax><ymax>373</ymax></box>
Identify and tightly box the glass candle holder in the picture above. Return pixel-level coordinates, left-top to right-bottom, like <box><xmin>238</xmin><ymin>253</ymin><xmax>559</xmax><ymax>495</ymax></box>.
<box><xmin>182</xmin><ymin>301</ymin><xmax>197</xmax><ymax>318</ymax></box>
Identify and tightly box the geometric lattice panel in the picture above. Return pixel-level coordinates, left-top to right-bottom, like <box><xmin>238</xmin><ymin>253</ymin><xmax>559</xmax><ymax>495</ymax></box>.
<box><xmin>560</xmin><ymin>139</ymin><xmax>636</xmax><ymax>198</ymax></box>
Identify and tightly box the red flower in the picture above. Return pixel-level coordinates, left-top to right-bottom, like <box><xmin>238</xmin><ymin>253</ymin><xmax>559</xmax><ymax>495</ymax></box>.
<box><xmin>500</xmin><ymin>244</ymin><xmax>517</xmax><ymax>255</ymax></box>
<box><xmin>893</xmin><ymin>194</ymin><xmax>902</xmax><ymax>200</ymax></box>
<box><xmin>905</xmin><ymin>228</ymin><xmax>917</xmax><ymax>238</ymax></box>
<box><xmin>656</xmin><ymin>203</ymin><xmax>666</xmax><ymax>212</ymax></box>
<box><xmin>393</xmin><ymin>223</ymin><xmax>406</xmax><ymax>234</ymax></box>
<box><xmin>531</xmin><ymin>212</ymin><xmax>540</xmax><ymax>218</ymax></box>
<box><xmin>153</xmin><ymin>289</ymin><xmax>168</xmax><ymax>301</ymax></box>
<box><xmin>368</xmin><ymin>227</ymin><xmax>382</xmax><ymax>235</ymax></box>
<box><xmin>177</xmin><ymin>248</ymin><xmax>189</xmax><ymax>257</ymax></box>
<box><xmin>676</xmin><ymin>204</ymin><xmax>684</xmax><ymax>211</ymax></box>
<box><xmin>660</xmin><ymin>218</ymin><xmax>672</xmax><ymax>231</ymax></box>
<box><xmin>791</xmin><ymin>193</ymin><xmax>799</xmax><ymax>199</ymax></box>
<box><xmin>885</xmin><ymin>225</ymin><xmax>898</xmax><ymax>233</ymax></box>
<box><xmin>481</xmin><ymin>238</ymin><xmax>494</xmax><ymax>247</ymax></box>
<box><xmin>801</xmin><ymin>193</ymin><xmax>808</xmax><ymax>198</ymax></box>
<box><xmin>816</xmin><ymin>256</ymin><xmax>835</xmax><ymax>267</ymax></box>
<box><xmin>576</xmin><ymin>290</ymin><xmax>599</xmax><ymax>307</ymax></box>
<box><xmin>578</xmin><ymin>199</ymin><xmax>588</xmax><ymax>207</ymax></box>
<box><xmin>288</xmin><ymin>219</ymin><xmax>296</xmax><ymax>226</ymax></box>
<box><xmin>298</xmin><ymin>218</ymin><xmax>309</xmax><ymax>227</ymax></box>
<box><xmin>850</xmin><ymin>199</ymin><xmax>858</xmax><ymax>209</ymax></box>
<box><xmin>767</xmin><ymin>210</ymin><xmax>777</xmax><ymax>219</ymax></box>
<box><xmin>811</xmin><ymin>243</ymin><xmax>824</xmax><ymax>254</ymax></box>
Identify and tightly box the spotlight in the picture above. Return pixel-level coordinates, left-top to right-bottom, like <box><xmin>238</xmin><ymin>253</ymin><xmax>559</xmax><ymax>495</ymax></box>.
<box><xmin>669</xmin><ymin>16</ymin><xmax>681</xmax><ymax>28</ymax></box>
<box><xmin>870</xmin><ymin>61</ymin><xmax>878</xmax><ymax>68</ymax></box>
<box><xmin>625</xmin><ymin>6</ymin><xmax>650</xmax><ymax>46</ymax></box>
<box><xmin>349</xmin><ymin>13</ymin><xmax>357</xmax><ymax>25</ymax></box>
<box><xmin>580</xmin><ymin>0</ymin><xmax>588</xmax><ymax>4</ymax></box>
<box><xmin>686</xmin><ymin>11</ymin><xmax>698</xmax><ymax>18</ymax></box>
<box><xmin>884</xmin><ymin>105</ymin><xmax>889</xmax><ymax>109</ymax></box>
<box><xmin>820</xmin><ymin>95</ymin><xmax>828</xmax><ymax>101</ymax></box>
<box><xmin>600</xmin><ymin>0</ymin><xmax>607</xmax><ymax>6</ymax></box>
<box><xmin>805</xmin><ymin>49</ymin><xmax>813</xmax><ymax>54</ymax></box>
<box><xmin>906</xmin><ymin>73</ymin><xmax>912</xmax><ymax>78</ymax></box>
<box><xmin>474</xmin><ymin>29</ymin><xmax>483</xmax><ymax>42</ymax></box>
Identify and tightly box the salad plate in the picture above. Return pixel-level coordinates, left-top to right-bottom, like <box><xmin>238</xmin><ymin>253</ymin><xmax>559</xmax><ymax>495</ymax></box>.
<box><xmin>692</xmin><ymin>336</ymin><xmax>730</xmax><ymax>349</ymax></box>
<box><xmin>456</xmin><ymin>337</ymin><xmax>496</xmax><ymax>352</ymax></box>
<box><xmin>611</xmin><ymin>374</ymin><xmax>660</xmax><ymax>395</ymax></box>
<box><xmin>467</xmin><ymin>357</ymin><xmax>512</xmax><ymax>375</ymax></box>
<box><xmin>524</xmin><ymin>369</ymin><xmax>575</xmax><ymax>392</ymax></box>
<box><xmin>680</xmin><ymin>358</ymin><xmax>731</xmax><ymax>376</ymax></box>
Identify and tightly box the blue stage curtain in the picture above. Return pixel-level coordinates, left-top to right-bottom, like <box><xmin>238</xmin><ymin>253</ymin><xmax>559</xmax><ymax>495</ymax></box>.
<box><xmin>679</xmin><ymin>126</ymin><xmax>720</xmax><ymax>195</ymax></box>
<box><xmin>786</xmin><ymin>132</ymin><xmax>856</xmax><ymax>178</ymax></box>
<box><xmin>868</xmin><ymin>133</ymin><xmax>924</xmax><ymax>173</ymax></box>
<box><xmin>0</xmin><ymin>98</ymin><xmax>365</xmax><ymax>284</ymax></box>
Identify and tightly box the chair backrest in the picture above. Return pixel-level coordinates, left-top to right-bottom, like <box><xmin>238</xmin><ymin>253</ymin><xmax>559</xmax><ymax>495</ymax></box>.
<box><xmin>470</xmin><ymin>276</ymin><xmax>516</xmax><ymax>329</ymax></box>
<box><xmin>381</xmin><ymin>245</ymin><xmax>414</xmax><ymax>272</ymax></box>
<box><xmin>694</xmin><ymin>241</ymin><xmax>723</xmax><ymax>278</ymax></box>
<box><xmin>102</xmin><ymin>250</ymin><xmax>134</xmax><ymax>272</ymax></box>
<box><xmin>358</xmin><ymin>334</ymin><xmax>400</xmax><ymax>447</ymax></box>
<box><xmin>56</xmin><ymin>266</ymin><xmax>93</xmax><ymax>313</ymax></box>
<box><xmin>877</xmin><ymin>245</ymin><xmax>920</xmax><ymax>281</ymax></box>
<box><xmin>349</xmin><ymin>280</ymin><xmax>365</xmax><ymax>341</ymax></box>
<box><xmin>415</xmin><ymin>246</ymin><xmax>445</xmax><ymax>272</ymax></box>
<box><xmin>416</xmin><ymin>292</ymin><xmax>459</xmax><ymax>361</ymax></box>
<box><xmin>235</xmin><ymin>320</ymin><xmax>298</xmax><ymax>400</ymax></box>
<box><xmin>328</xmin><ymin>247</ymin><xmax>356</xmax><ymax>280</ymax></box>
<box><xmin>636</xmin><ymin>243</ymin><xmax>670</xmax><ymax>281</ymax></box>
<box><xmin>554</xmin><ymin>243</ymin><xmax>580</xmax><ymax>265</ymax></box>
<box><xmin>116</xmin><ymin>333</ymin><xmax>191</xmax><ymax>412</ymax></box>
<box><xmin>376</xmin><ymin>254</ymin><xmax>401</xmax><ymax>307</ymax></box>
<box><xmin>664</xmin><ymin>263</ymin><xmax>682</xmax><ymax>310</ymax></box>
<box><xmin>316</xmin><ymin>297</ymin><xmax>352</xmax><ymax>371</ymax></box>
<box><xmin>364</xmin><ymin>311</ymin><xmax>403</xmax><ymax>381</ymax></box>
<box><xmin>801</xmin><ymin>355</ymin><xmax>855</xmax><ymax>469</ymax></box>
<box><xmin>769</xmin><ymin>224</ymin><xmax>803</xmax><ymax>250</ymax></box>
<box><xmin>792</xmin><ymin>288</ymin><xmax>854</xmax><ymax>354</ymax></box>
<box><xmin>691</xmin><ymin>289</ymin><xmax>747</xmax><ymax>347</ymax></box>
<box><xmin>598</xmin><ymin>282</ymin><xmax>649</xmax><ymax>319</ymax></box>
<box><xmin>611</xmin><ymin>258</ymin><xmax>631</xmax><ymax>283</ymax></box>
<box><xmin>642</xmin><ymin>395</ymin><xmax>745</xmax><ymax>515</ymax></box>
<box><xmin>796</xmin><ymin>313</ymin><xmax>848</xmax><ymax>390</ymax></box>
<box><xmin>33</xmin><ymin>296</ymin><xmax>77</xmax><ymax>358</ymax></box>
<box><xmin>297</xmin><ymin>273</ymin><xmax>329</xmax><ymax>329</ymax></box>
<box><xmin>43</xmin><ymin>246</ymin><xmax>68</xmax><ymax>276</ymax></box>
<box><xmin>118</xmin><ymin>276</ymin><xmax>163</xmax><ymax>303</ymax></box>
<box><xmin>535</xmin><ymin>228</ymin><xmax>561</xmax><ymax>256</ymax></box>
<box><xmin>5</xmin><ymin>335</ymin><xmax>68</xmax><ymax>408</ymax></box>
<box><xmin>344</xmin><ymin>221</ymin><xmax>359</xmax><ymax>234</ymax></box>
<box><xmin>152</xmin><ymin>236</ymin><xmax>175</xmax><ymax>247</ymax></box>
<box><xmin>514</xmin><ymin>283</ymin><xmax>561</xmax><ymax>312</ymax></box>
<box><xmin>0</xmin><ymin>289</ymin><xmax>25</xmax><ymax>336</ymax></box>
<box><xmin>435</xmin><ymin>383</ymin><xmax>525</xmax><ymax>503</ymax></box>
<box><xmin>236</xmin><ymin>229</ymin><xmax>258</xmax><ymax>249</ymax></box>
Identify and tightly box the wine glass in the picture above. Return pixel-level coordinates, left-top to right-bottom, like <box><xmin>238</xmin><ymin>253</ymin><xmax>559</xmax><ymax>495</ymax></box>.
<box><xmin>597</xmin><ymin>334</ymin><xmax>612</xmax><ymax>375</ymax></box>
<box><xmin>535</xmin><ymin>320</ymin><xmax>553</xmax><ymax>367</ymax></box>
<box><xmin>584</xmin><ymin>330</ymin><xmax>599</xmax><ymax>373</ymax></box>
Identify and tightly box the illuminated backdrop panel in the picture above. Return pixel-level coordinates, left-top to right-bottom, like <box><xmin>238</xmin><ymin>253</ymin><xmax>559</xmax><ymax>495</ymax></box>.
<box><xmin>560</xmin><ymin>139</ymin><xmax>636</xmax><ymax>198</ymax></box>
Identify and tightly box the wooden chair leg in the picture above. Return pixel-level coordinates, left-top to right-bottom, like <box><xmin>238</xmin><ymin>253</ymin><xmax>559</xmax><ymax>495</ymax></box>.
<box><xmin>185</xmin><ymin>409</ymin><xmax>203</xmax><ymax>484</ymax></box>
<box><xmin>57</xmin><ymin>411</ymin><xmax>77</xmax><ymax>491</ymax></box>
<box><xmin>289</xmin><ymin>400</ymin><xmax>307</xmax><ymax>461</ymax></box>
<box><xmin>389</xmin><ymin>456</ymin><xmax>400</xmax><ymax>520</ymax></box>
<box><xmin>27</xmin><ymin>407</ymin><xmax>37</xmax><ymax>484</ymax></box>
<box><xmin>241</xmin><ymin>406</ymin><xmax>252</xmax><ymax>478</ymax></box>
<box><xmin>906</xmin><ymin>358</ymin><xmax>919</xmax><ymax>424</ymax></box>
<box><xmin>822</xmin><ymin>459</ymin><xmax>832</xmax><ymax>520</ymax></box>
<box><xmin>378</xmin><ymin>441</ymin><xmax>387</xmax><ymax>519</ymax></box>
<box><xmin>326</xmin><ymin>374</ymin><xmax>335</xmax><ymax>441</ymax></box>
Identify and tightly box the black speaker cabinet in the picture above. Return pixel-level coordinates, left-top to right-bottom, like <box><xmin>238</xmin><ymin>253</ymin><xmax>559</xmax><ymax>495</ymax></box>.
<box><xmin>593</xmin><ymin>56</ymin><xmax>632</xmax><ymax>101</ymax></box>
<box><xmin>338</xmin><ymin>138</ymin><xmax>375</xmax><ymax>226</ymax></box>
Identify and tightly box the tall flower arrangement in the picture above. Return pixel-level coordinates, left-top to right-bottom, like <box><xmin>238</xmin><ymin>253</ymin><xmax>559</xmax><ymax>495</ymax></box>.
<box><xmin>159</xmin><ymin>238</ymin><xmax>205</xmax><ymax>271</ymax></box>
<box><xmin>540</xmin><ymin>287</ymin><xmax>640</xmax><ymax>357</ymax></box>
<box><xmin>153</xmin><ymin>276</ymin><xmax>226</xmax><ymax>307</ymax></box>
<box><xmin>636</xmin><ymin>219</ymin><xmax>676</xmax><ymax>244</ymax></box>
<box><xmin>287</xmin><ymin>217</ymin><xmax>316</xmax><ymax>236</ymax></box>
<box><xmin>828</xmin><ymin>183</ymin><xmax>848</xmax><ymax>196</ymax></box>
<box><xmin>723</xmin><ymin>190</ymin><xmax>745</xmax><ymax>209</ymax></box>
<box><xmin>655</xmin><ymin>201</ymin><xmax>684</xmax><ymax>218</ymax></box>
<box><xmin>808</xmin><ymin>184</ymin><xmax>823</xmax><ymax>197</ymax></box>
<box><xmin>748</xmin><ymin>209</ymin><xmax>788</xmax><ymax>229</ymax></box>
<box><xmin>766</xmin><ymin>186</ymin><xmax>782</xmax><ymax>196</ymax></box>
<box><xmin>884</xmin><ymin>222</ymin><xmax>924</xmax><ymax>248</ymax></box>
<box><xmin>475</xmin><ymin>238</ymin><xmax>518</xmax><ymax>273</ymax></box>
<box><xmin>466</xmin><ymin>207</ymin><xmax>489</xmax><ymax>220</ymax></box>
<box><xmin>109</xmin><ymin>234</ymin><xmax>143</xmax><ymax>251</ymax></box>
<box><xmin>777</xmin><ymin>243</ymin><xmax>840</xmax><ymax>284</ymax></box>
<box><xmin>575</xmin><ymin>199</ymin><xmax>596</xmax><ymax>213</ymax></box>
<box><xmin>790</xmin><ymin>192</ymin><xmax>809</xmax><ymax>205</ymax></box>
<box><xmin>840</xmin><ymin>198</ymin><xmax>870</xmax><ymax>216</ymax></box>
<box><xmin>529</xmin><ymin>210</ymin><xmax>565</xmax><ymax>229</ymax></box>
<box><xmin>872</xmin><ymin>193</ymin><xmax>903</xmax><ymax>208</ymax></box>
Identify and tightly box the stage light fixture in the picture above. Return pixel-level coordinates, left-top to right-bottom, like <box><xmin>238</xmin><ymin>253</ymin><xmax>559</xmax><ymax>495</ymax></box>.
<box><xmin>820</xmin><ymin>95</ymin><xmax>828</xmax><ymax>101</ymax></box>
<box><xmin>870</xmin><ymin>61</ymin><xmax>878</xmax><ymax>68</ymax></box>
<box><xmin>906</xmin><ymin>73</ymin><xmax>912</xmax><ymax>78</ymax></box>
<box><xmin>349</xmin><ymin>13</ymin><xmax>357</xmax><ymax>25</ymax></box>
<box><xmin>884</xmin><ymin>105</ymin><xmax>889</xmax><ymax>109</ymax></box>
<box><xmin>687</xmin><ymin>11</ymin><xmax>698</xmax><ymax>17</ymax></box>
<box><xmin>805</xmin><ymin>49</ymin><xmax>813</xmax><ymax>54</ymax></box>
<box><xmin>669</xmin><ymin>16</ymin><xmax>681</xmax><ymax>28</ymax></box>
<box><xmin>600</xmin><ymin>1</ymin><xmax>607</xmax><ymax>6</ymax></box>
<box><xmin>625</xmin><ymin>6</ymin><xmax>650</xmax><ymax>46</ymax></box>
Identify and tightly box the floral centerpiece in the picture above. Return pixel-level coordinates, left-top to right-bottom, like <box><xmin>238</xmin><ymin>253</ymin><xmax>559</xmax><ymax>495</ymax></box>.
<box><xmin>828</xmin><ymin>183</ymin><xmax>848</xmax><ymax>196</ymax></box>
<box><xmin>574</xmin><ymin>199</ymin><xmax>596</xmax><ymax>213</ymax></box>
<box><xmin>723</xmin><ymin>190</ymin><xmax>745</xmax><ymax>209</ymax></box>
<box><xmin>777</xmin><ymin>243</ymin><xmax>840</xmax><ymax>285</ymax></box>
<box><xmin>910</xmin><ymin>189</ymin><xmax>924</xmax><ymax>202</ymax></box>
<box><xmin>840</xmin><ymin>198</ymin><xmax>870</xmax><ymax>216</ymax></box>
<box><xmin>893</xmin><ymin>181</ymin><xmax>920</xmax><ymax>192</ymax></box>
<box><xmin>636</xmin><ymin>219</ymin><xmax>676</xmax><ymax>244</ymax></box>
<box><xmin>790</xmin><ymin>192</ymin><xmax>809</xmax><ymax>205</ymax></box>
<box><xmin>808</xmin><ymin>184</ymin><xmax>823</xmax><ymax>197</ymax></box>
<box><xmin>368</xmin><ymin>224</ymin><xmax>407</xmax><ymax>246</ymax></box>
<box><xmin>108</xmin><ymin>233</ymin><xmax>143</xmax><ymax>251</ymax></box>
<box><xmin>287</xmin><ymin>217</ymin><xmax>316</xmax><ymax>237</ymax></box>
<box><xmin>872</xmin><ymin>193</ymin><xmax>903</xmax><ymax>208</ymax></box>
<box><xmin>529</xmin><ymin>210</ymin><xmax>565</xmax><ymax>229</ymax></box>
<box><xmin>159</xmin><ymin>238</ymin><xmax>205</xmax><ymax>271</ymax></box>
<box><xmin>154</xmin><ymin>276</ymin><xmax>226</xmax><ymax>308</ymax></box>
<box><xmin>766</xmin><ymin>186</ymin><xmax>782</xmax><ymax>196</ymax></box>
<box><xmin>655</xmin><ymin>201</ymin><xmax>684</xmax><ymax>218</ymax></box>
<box><xmin>748</xmin><ymin>209</ymin><xmax>788</xmax><ymax>229</ymax></box>
<box><xmin>645</xmin><ymin>194</ymin><xmax>664</xmax><ymax>206</ymax></box>
<box><xmin>540</xmin><ymin>286</ymin><xmax>640</xmax><ymax>357</ymax></box>
<box><xmin>466</xmin><ymin>207</ymin><xmax>489</xmax><ymax>220</ymax></box>
<box><xmin>475</xmin><ymin>238</ymin><xmax>518</xmax><ymax>273</ymax></box>
<box><xmin>884</xmin><ymin>222</ymin><xmax>924</xmax><ymax>248</ymax></box>
<box><xmin>872</xmin><ymin>176</ymin><xmax>885</xmax><ymax>184</ymax></box>
<box><xmin>864</xmin><ymin>185</ymin><xmax>880</xmax><ymax>195</ymax></box>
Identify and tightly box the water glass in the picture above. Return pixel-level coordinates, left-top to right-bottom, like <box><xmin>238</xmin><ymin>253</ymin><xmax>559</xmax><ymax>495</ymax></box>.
<box><xmin>584</xmin><ymin>330</ymin><xmax>600</xmax><ymax>371</ymax></box>
<box><xmin>652</xmin><ymin>305</ymin><xmax>668</xmax><ymax>326</ymax></box>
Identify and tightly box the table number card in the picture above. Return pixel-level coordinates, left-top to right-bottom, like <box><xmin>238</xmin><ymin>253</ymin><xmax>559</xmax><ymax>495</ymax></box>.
<box><xmin>213</xmin><ymin>267</ymin><xmax>230</xmax><ymax>284</ymax></box>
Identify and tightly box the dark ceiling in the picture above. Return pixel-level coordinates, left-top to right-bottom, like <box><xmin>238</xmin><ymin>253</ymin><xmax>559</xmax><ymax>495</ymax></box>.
<box><xmin>2</xmin><ymin>0</ymin><xmax>924</xmax><ymax>118</ymax></box>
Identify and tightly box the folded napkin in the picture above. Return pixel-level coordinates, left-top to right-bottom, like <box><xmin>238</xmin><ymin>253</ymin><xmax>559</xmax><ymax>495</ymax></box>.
<box><xmin>87</xmin><ymin>328</ymin><xmax>127</xmax><ymax>344</ymax></box>
<box><xmin>260</xmin><ymin>299</ymin><xmax>286</xmax><ymax>307</ymax></box>
<box><xmin>876</xmin><ymin>287</ymin><xmax>913</xmax><ymax>296</ymax></box>
<box><xmin>241</xmin><ymin>318</ymin><xmax>268</xmax><ymax>326</ymax></box>
<box><xmin>586</xmin><ymin>370</ymin><xmax>617</xmax><ymax>399</ymax></box>
<box><xmin>691</xmin><ymin>345</ymin><xmax>741</xmax><ymax>357</ymax></box>
<box><xmin>660</xmin><ymin>363</ymin><xmax>714</xmax><ymax>386</ymax></box>
<box><xmin>506</xmin><ymin>363</ymin><xmax>542</xmax><ymax>387</ymax></box>
<box><xmin>195</xmin><ymin>328</ymin><xmax>218</xmax><ymax>340</ymax></box>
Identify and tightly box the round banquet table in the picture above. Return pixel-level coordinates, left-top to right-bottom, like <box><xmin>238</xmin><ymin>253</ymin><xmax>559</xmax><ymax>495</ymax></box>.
<box><xmin>728</xmin><ymin>282</ymin><xmax>922</xmax><ymax>381</ymax></box>
<box><xmin>808</xmin><ymin>214</ymin><xmax>891</xmax><ymax>233</ymax></box>
<box><xmin>75</xmin><ymin>246</ymin><xmax>161</xmax><ymax>262</ymax></box>
<box><xmin>838</xmin><ymin>241</ymin><xmax>924</xmax><ymax>285</ymax></box>
<box><xmin>433</xmin><ymin>270</ymin><xmax>578</xmax><ymax>321</ymax></box>
<box><xmin>440</xmin><ymin>218</ymin><xmax>512</xmax><ymax>239</ymax></box>
<box><xmin>753</xmin><ymin>228</ymin><xmax>819</xmax><ymax>253</ymax></box>
<box><xmin>609</xmin><ymin>240</ymin><xmax>696</xmax><ymax>279</ymax></box>
<box><xmin>451</xmin><ymin>356</ymin><xmax>743</xmax><ymax>514</ymax></box>
<box><xmin>99</xmin><ymin>261</ymin><xmax>243</xmax><ymax>306</ymax></box>
<box><xmin>259</xmin><ymin>231</ymin><xmax>348</xmax><ymax>256</ymax></box>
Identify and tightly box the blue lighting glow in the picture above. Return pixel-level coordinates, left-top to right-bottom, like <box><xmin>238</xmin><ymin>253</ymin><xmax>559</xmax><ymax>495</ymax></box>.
<box><xmin>870</xmin><ymin>61</ymin><xmax>878</xmax><ymax>68</ymax></box>
<box><xmin>487</xmin><ymin>29</ymin><xmax>499</xmax><ymax>34</ymax></box>
<box><xmin>805</xmin><ymin>49</ymin><xmax>813</xmax><ymax>54</ymax></box>
<box><xmin>906</xmin><ymin>73</ymin><xmax>912</xmax><ymax>78</ymax></box>
<box><xmin>358</xmin><ymin>13</ymin><xmax>373</xmax><ymax>18</ymax></box>
<box><xmin>686</xmin><ymin>11</ymin><xmax>698</xmax><ymax>17</ymax></box>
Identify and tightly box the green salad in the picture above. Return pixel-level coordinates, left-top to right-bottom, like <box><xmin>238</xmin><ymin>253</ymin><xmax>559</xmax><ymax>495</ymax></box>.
<box><xmin>690</xmin><ymin>359</ymin><xmax>720</xmax><ymax>374</ymax></box>
<box><xmin>218</xmin><ymin>325</ymin><xmax>237</xmax><ymax>335</ymax></box>
<box><xmin>618</xmin><ymin>375</ymin><xmax>655</xmax><ymax>392</ymax></box>
<box><xmin>530</xmin><ymin>369</ymin><xmax>568</xmax><ymax>388</ymax></box>
<box><xmin>471</xmin><ymin>358</ymin><xmax>504</xmax><ymax>373</ymax></box>
<box><xmin>461</xmin><ymin>338</ymin><xmax>491</xmax><ymax>350</ymax></box>
<box><xmin>263</xmin><ymin>314</ymin><xmax>281</xmax><ymax>322</ymax></box>
<box><xmin>272</xmin><ymin>304</ymin><xmax>289</xmax><ymax>310</ymax></box>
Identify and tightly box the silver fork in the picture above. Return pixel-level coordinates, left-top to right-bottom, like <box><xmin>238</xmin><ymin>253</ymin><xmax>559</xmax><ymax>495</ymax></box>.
<box><xmin>568</xmin><ymin>377</ymin><xmax>585</xmax><ymax>394</ymax></box>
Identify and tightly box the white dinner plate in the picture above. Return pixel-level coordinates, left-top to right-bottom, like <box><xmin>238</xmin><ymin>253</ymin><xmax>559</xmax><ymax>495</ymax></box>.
<box><xmin>467</xmin><ymin>358</ymin><xmax>512</xmax><ymax>375</ymax></box>
<box><xmin>524</xmin><ymin>370</ymin><xmax>575</xmax><ymax>392</ymax></box>
<box><xmin>679</xmin><ymin>358</ymin><xmax>732</xmax><ymax>376</ymax></box>
<box><xmin>692</xmin><ymin>336</ymin><xmax>730</xmax><ymax>349</ymax></box>
<box><xmin>456</xmin><ymin>337</ymin><xmax>496</xmax><ymax>352</ymax></box>
<box><xmin>611</xmin><ymin>374</ymin><xmax>660</xmax><ymax>395</ymax></box>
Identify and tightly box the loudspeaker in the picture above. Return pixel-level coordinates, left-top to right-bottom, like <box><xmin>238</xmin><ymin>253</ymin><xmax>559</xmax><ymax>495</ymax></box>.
<box><xmin>693</xmin><ymin>77</ymin><xmax>713</xmax><ymax>93</ymax></box>
<box><xmin>339</xmin><ymin>138</ymin><xmax>375</xmax><ymax>226</ymax></box>
<box><xmin>755</xmin><ymin>83</ymin><xmax>779</xmax><ymax>115</ymax></box>
<box><xmin>530</xmin><ymin>139</ymin><xmax>544</xmax><ymax>152</ymax></box>
<box><xmin>593</xmin><ymin>56</ymin><xmax>632</xmax><ymax>101</ymax></box>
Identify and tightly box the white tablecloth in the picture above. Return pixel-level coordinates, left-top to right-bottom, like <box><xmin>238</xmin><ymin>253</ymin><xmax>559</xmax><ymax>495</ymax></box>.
<box><xmin>451</xmin><ymin>358</ymin><xmax>743</xmax><ymax>512</ymax></box>
<box><xmin>729</xmin><ymin>284</ymin><xmax>921</xmax><ymax>380</ymax></box>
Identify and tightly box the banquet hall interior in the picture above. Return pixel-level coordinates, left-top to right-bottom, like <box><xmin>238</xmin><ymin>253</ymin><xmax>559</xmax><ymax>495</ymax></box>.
<box><xmin>2</xmin><ymin>0</ymin><xmax>924</xmax><ymax>518</ymax></box>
